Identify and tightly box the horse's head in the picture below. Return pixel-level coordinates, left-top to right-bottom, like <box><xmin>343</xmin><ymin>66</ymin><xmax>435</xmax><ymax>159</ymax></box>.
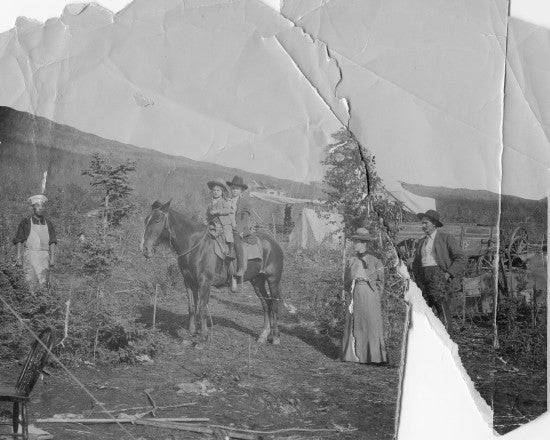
<box><xmin>141</xmin><ymin>200</ymin><xmax>171</xmax><ymax>258</ymax></box>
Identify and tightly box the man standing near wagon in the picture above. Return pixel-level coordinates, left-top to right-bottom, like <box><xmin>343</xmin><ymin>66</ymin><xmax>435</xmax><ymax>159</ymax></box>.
<box><xmin>227</xmin><ymin>175</ymin><xmax>253</xmax><ymax>282</ymax></box>
<box><xmin>13</xmin><ymin>195</ymin><xmax>58</xmax><ymax>291</ymax></box>
<box><xmin>412</xmin><ymin>210</ymin><xmax>466</xmax><ymax>333</ymax></box>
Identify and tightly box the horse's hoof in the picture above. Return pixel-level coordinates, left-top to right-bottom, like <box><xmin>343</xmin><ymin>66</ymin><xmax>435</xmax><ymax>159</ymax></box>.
<box><xmin>257</xmin><ymin>336</ymin><xmax>267</xmax><ymax>344</ymax></box>
<box><xmin>180</xmin><ymin>339</ymin><xmax>193</xmax><ymax>347</ymax></box>
<box><xmin>272</xmin><ymin>337</ymin><xmax>281</xmax><ymax>345</ymax></box>
<box><xmin>193</xmin><ymin>342</ymin><xmax>206</xmax><ymax>350</ymax></box>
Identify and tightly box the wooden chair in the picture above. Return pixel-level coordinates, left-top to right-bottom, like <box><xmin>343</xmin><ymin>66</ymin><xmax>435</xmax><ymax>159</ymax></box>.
<box><xmin>0</xmin><ymin>328</ymin><xmax>54</xmax><ymax>439</ymax></box>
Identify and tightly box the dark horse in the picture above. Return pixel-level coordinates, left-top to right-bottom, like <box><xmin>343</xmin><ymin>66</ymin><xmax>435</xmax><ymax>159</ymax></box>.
<box><xmin>141</xmin><ymin>200</ymin><xmax>284</xmax><ymax>347</ymax></box>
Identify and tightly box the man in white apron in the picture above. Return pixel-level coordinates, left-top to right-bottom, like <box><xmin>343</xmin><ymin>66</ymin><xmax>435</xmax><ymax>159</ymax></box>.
<box><xmin>13</xmin><ymin>195</ymin><xmax>57</xmax><ymax>290</ymax></box>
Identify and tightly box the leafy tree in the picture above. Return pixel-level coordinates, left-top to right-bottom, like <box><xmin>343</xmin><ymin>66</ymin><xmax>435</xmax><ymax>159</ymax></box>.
<box><xmin>82</xmin><ymin>153</ymin><xmax>137</xmax><ymax>227</ymax></box>
<box><xmin>322</xmin><ymin>128</ymin><xmax>414</xmax><ymax>239</ymax></box>
<box><xmin>80</xmin><ymin>154</ymin><xmax>137</xmax><ymax>359</ymax></box>
<box><xmin>321</xmin><ymin>128</ymin><xmax>379</xmax><ymax>235</ymax></box>
<box><xmin>80</xmin><ymin>153</ymin><xmax>136</xmax><ymax>279</ymax></box>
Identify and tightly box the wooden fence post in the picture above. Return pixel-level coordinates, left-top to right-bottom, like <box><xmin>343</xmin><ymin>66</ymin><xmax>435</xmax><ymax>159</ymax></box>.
<box><xmin>152</xmin><ymin>284</ymin><xmax>159</xmax><ymax>331</ymax></box>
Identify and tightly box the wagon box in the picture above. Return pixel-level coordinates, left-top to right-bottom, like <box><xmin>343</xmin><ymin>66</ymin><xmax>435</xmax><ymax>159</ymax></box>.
<box><xmin>395</xmin><ymin>222</ymin><xmax>498</xmax><ymax>256</ymax></box>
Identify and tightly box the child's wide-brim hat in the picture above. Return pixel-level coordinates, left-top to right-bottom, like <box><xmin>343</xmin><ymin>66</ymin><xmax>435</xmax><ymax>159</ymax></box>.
<box><xmin>207</xmin><ymin>178</ymin><xmax>229</xmax><ymax>193</ymax></box>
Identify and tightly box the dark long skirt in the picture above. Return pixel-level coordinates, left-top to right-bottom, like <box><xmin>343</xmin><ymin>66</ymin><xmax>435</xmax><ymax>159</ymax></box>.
<box><xmin>341</xmin><ymin>281</ymin><xmax>387</xmax><ymax>364</ymax></box>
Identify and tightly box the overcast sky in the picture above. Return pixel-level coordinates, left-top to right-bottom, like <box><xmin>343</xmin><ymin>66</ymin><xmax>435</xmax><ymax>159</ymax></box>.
<box><xmin>0</xmin><ymin>1</ymin><xmax>548</xmax><ymax>200</ymax></box>
<box><xmin>1</xmin><ymin>0</ymin><xmax>549</xmax><ymax>32</ymax></box>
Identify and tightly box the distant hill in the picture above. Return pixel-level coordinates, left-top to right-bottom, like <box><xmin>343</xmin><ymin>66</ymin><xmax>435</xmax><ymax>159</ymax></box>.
<box><xmin>0</xmin><ymin>106</ymin><xmax>326</xmax><ymax>213</ymax></box>
<box><xmin>401</xmin><ymin>182</ymin><xmax>547</xmax><ymax>241</ymax></box>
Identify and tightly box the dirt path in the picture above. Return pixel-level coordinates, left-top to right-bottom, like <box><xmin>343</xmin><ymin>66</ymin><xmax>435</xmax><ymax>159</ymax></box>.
<box><xmin>3</xmin><ymin>283</ymin><xmax>403</xmax><ymax>440</ymax></box>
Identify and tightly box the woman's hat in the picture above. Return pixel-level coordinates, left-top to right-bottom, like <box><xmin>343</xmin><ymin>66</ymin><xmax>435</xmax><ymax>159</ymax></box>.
<box><xmin>349</xmin><ymin>227</ymin><xmax>377</xmax><ymax>241</ymax></box>
<box><xmin>28</xmin><ymin>195</ymin><xmax>48</xmax><ymax>205</ymax></box>
<box><xmin>207</xmin><ymin>178</ymin><xmax>229</xmax><ymax>194</ymax></box>
<box><xmin>226</xmin><ymin>175</ymin><xmax>248</xmax><ymax>191</ymax></box>
<box><xmin>416</xmin><ymin>209</ymin><xmax>443</xmax><ymax>227</ymax></box>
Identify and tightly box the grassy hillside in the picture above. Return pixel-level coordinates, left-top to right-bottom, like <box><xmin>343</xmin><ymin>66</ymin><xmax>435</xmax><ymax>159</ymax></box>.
<box><xmin>0</xmin><ymin>106</ymin><xmax>324</xmax><ymax>208</ymax></box>
<box><xmin>0</xmin><ymin>106</ymin><xmax>330</xmax><ymax>239</ymax></box>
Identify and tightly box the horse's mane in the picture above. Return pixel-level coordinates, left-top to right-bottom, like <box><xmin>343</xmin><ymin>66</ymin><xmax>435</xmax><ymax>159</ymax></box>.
<box><xmin>168</xmin><ymin>207</ymin><xmax>205</xmax><ymax>235</ymax></box>
<box><xmin>151</xmin><ymin>200</ymin><xmax>204</xmax><ymax>233</ymax></box>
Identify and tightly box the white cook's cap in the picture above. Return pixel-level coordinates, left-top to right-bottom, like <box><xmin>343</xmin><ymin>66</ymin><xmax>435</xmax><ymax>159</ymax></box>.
<box><xmin>28</xmin><ymin>195</ymin><xmax>48</xmax><ymax>205</ymax></box>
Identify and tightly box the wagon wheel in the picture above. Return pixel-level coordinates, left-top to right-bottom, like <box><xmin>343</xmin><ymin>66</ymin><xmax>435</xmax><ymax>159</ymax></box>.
<box><xmin>497</xmin><ymin>253</ymin><xmax>508</xmax><ymax>294</ymax></box>
<box><xmin>507</xmin><ymin>225</ymin><xmax>529</xmax><ymax>270</ymax></box>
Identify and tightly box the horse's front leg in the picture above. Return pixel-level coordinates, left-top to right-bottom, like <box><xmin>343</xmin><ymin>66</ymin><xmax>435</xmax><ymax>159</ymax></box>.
<box><xmin>188</xmin><ymin>289</ymin><xmax>197</xmax><ymax>336</ymax></box>
<box><xmin>195</xmin><ymin>279</ymin><xmax>212</xmax><ymax>348</ymax></box>
<box><xmin>184</xmin><ymin>279</ymin><xmax>198</xmax><ymax>336</ymax></box>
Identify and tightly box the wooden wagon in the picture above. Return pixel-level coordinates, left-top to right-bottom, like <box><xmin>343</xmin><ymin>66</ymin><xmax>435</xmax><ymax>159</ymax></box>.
<box><xmin>393</xmin><ymin>221</ymin><xmax>546</xmax><ymax>320</ymax></box>
<box><xmin>394</xmin><ymin>222</ymin><xmax>498</xmax><ymax>270</ymax></box>
<box><xmin>395</xmin><ymin>222</ymin><xmax>543</xmax><ymax>277</ymax></box>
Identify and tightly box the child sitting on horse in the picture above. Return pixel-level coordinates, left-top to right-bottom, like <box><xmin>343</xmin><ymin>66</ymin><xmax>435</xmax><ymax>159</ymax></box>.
<box><xmin>206</xmin><ymin>178</ymin><xmax>235</xmax><ymax>254</ymax></box>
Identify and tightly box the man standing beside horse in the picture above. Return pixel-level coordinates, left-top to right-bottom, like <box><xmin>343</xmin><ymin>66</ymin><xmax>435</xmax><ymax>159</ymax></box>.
<box><xmin>412</xmin><ymin>210</ymin><xmax>466</xmax><ymax>334</ymax></box>
<box><xmin>226</xmin><ymin>176</ymin><xmax>253</xmax><ymax>282</ymax></box>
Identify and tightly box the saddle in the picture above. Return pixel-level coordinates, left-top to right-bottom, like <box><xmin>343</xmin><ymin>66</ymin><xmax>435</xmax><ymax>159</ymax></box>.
<box><xmin>209</xmin><ymin>225</ymin><xmax>263</xmax><ymax>267</ymax></box>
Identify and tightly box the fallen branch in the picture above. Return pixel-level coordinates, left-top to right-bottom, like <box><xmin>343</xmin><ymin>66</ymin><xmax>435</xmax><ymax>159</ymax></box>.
<box><xmin>209</xmin><ymin>424</ymin><xmax>358</xmax><ymax>435</ymax></box>
<box><xmin>36</xmin><ymin>417</ymin><xmax>208</xmax><ymax>424</ymax></box>
<box><xmin>36</xmin><ymin>416</ymin><xmax>355</xmax><ymax>439</ymax></box>
<box><xmin>97</xmin><ymin>402</ymin><xmax>197</xmax><ymax>414</ymax></box>
<box><xmin>56</xmin><ymin>298</ymin><xmax>72</xmax><ymax>348</ymax></box>
<box><xmin>144</xmin><ymin>389</ymin><xmax>158</xmax><ymax>417</ymax></box>
<box><xmin>133</xmin><ymin>420</ymin><xmax>257</xmax><ymax>440</ymax></box>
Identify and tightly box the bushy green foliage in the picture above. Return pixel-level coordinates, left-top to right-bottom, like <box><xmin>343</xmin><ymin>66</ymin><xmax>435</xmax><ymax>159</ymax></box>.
<box><xmin>321</xmin><ymin>128</ymin><xmax>414</xmax><ymax>239</ymax></box>
<box><xmin>82</xmin><ymin>152</ymin><xmax>137</xmax><ymax>227</ymax></box>
<box><xmin>0</xmin><ymin>152</ymin><xmax>162</xmax><ymax>365</ymax></box>
<box><xmin>497</xmin><ymin>293</ymin><xmax>547</xmax><ymax>371</ymax></box>
<box><xmin>321</xmin><ymin>129</ymin><xmax>377</xmax><ymax>235</ymax></box>
<box><xmin>55</xmin><ymin>283</ymin><xmax>156</xmax><ymax>365</ymax></box>
<box><xmin>79</xmin><ymin>224</ymin><xmax>121</xmax><ymax>278</ymax></box>
<box><xmin>0</xmin><ymin>261</ymin><xmax>64</xmax><ymax>360</ymax></box>
<box><xmin>297</xmin><ymin>246</ymin><xmax>345</xmax><ymax>338</ymax></box>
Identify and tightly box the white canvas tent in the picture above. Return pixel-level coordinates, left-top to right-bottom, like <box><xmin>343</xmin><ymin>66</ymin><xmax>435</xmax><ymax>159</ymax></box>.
<box><xmin>382</xmin><ymin>181</ymin><xmax>436</xmax><ymax>214</ymax></box>
<box><xmin>288</xmin><ymin>208</ymin><xmax>344</xmax><ymax>249</ymax></box>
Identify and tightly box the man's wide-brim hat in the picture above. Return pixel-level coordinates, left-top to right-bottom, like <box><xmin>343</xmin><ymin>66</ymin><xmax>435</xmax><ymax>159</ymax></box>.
<box><xmin>417</xmin><ymin>209</ymin><xmax>443</xmax><ymax>227</ymax></box>
<box><xmin>207</xmin><ymin>178</ymin><xmax>229</xmax><ymax>193</ymax></box>
<box><xmin>226</xmin><ymin>175</ymin><xmax>248</xmax><ymax>191</ymax></box>
<box><xmin>28</xmin><ymin>195</ymin><xmax>48</xmax><ymax>205</ymax></box>
<box><xmin>349</xmin><ymin>227</ymin><xmax>377</xmax><ymax>241</ymax></box>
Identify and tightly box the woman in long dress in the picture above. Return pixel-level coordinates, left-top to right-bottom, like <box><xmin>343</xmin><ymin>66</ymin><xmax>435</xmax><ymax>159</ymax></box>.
<box><xmin>341</xmin><ymin>227</ymin><xmax>387</xmax><ymax>364</ymax></box>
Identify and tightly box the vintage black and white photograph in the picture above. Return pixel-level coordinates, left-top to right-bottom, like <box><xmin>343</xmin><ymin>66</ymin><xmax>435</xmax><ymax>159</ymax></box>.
<box><xmin>0</xmin><ymin>1</ymin><xmax>548</xmax><ymax>439</ymax></box>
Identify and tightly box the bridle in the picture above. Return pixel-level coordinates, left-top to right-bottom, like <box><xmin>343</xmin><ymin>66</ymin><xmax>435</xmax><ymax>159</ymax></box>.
<box><xmin>150</xmin><ymin>209</ymin><xmax>208</xmax><ymax>258</ymax></box>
